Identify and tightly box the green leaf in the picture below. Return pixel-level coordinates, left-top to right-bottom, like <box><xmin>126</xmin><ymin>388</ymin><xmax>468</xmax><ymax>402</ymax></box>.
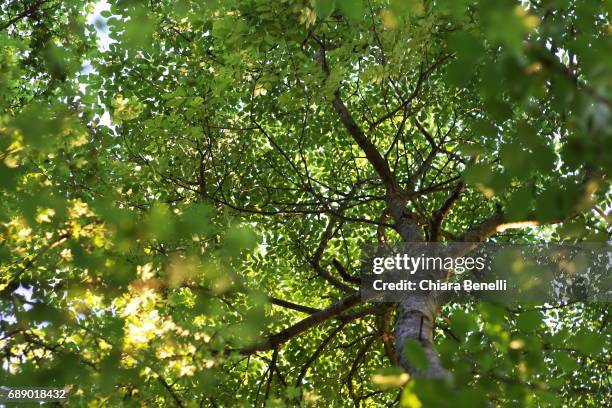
<box><xmin>147</xmin><ymin>202</ymin><xmax>175</xmax><ymax>241</ymax></box>
<box><xmin>506</xmin><ymin>187</ymin><xmax>534</xmax><ymax>221</ymax></box>
<box><xmin>178</xmin><ymin>203</ymin><xmax>215</xmax><ymax>236</ymax></box>
<box><xmin>516</xmin><ymin>310</ymin><xmax>542</xmax><ymax>331</ymax></box>
<box><xmin>572</xmin><ymin>330</ymin><xmax>606</xmax><ymax>355</ymax></box>
<box><xmin>500</xmin><ymin>142</ymin><xmax>529</xmax><ymax>176</ymax></box>
<box><xmin>0</xmin><ymin>163</ymin><xmax>20</xmax><ymax>190</ymax></box>
<box><xmin>457</xmin><ymin>142</ymin><xmax>486</xmax><ymax>156</ymax></box>
<box><xmin>551</xmin><ymin>352</ymin><xmax>579</xmax><ymax>372</ymax></box>
<box><xmin>450</xmin><ymin>310</ymin><xmax>477</xmax><ymax>338</ymax></box>
<box><xmin>446</xmin><ymin>59</ymin><xmax>475</xmax><ymax>87</ymax></box>
<box><xmin>485</xmin><ymin>99</ymin><xmax>513</xmax><ymax>122</ymax></box>
<box><xmin>224</xmin><ymin>225</ymin><xmax>257</xmax><ymax>256</ymax></box>
<box><xmin>463</xmin><ymin>163</ymin><xmax>493</xmax><ymax>185</ymax></box>
<box><xmin>391</xmin><ymin>0</ymin><xmax>424</xmax><ymax>16</ymax></box>
<box><xmin>12</xmin><ymin>104</ymin><xmax>63</xmax><ymax>150</ymax></box>
<box><xmin>472</xmin><ymin>119</ymin><xmax>498</xmax><ymax>141</ymax></box>
<box><xmin>337</xmin><ymin>0</ymin><xmax>365</xmax><ymax>21</ymax></box>
<box><xmin>535</xmin><ymin>185</ymin><xmax>580</xmax><ymax>223</ymax></box>
<box><xmin>448</xmin><ymin>32</ymin><xmax>484</xmax><ymax>62</ymax></box>
<box><xmin>403</xmin><ymin>339</ymin><xmax>429</xmax><ymax>370</ymax></box>
<box><xmin>314</xmin><ymin>0</ymin><xmax>336</xmax><ymax>19</ymax></box>
<box><xmin>454</xmin><ymin>389</ymin><xmax>488</xmax><ymax>408</ymax></box>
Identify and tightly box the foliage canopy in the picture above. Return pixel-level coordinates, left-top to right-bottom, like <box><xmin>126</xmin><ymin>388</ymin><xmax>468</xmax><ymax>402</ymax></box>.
<box><xmin>0</xmin><ymin>0</ymin><xmax>610</xmax><ymax>407</ymax></box>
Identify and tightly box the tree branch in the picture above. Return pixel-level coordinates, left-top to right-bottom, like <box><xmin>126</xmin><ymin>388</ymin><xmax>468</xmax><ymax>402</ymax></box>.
<box><xmin>429</xmin><ymin>182</ymin><xmax>464</xmax><ymax>241</ymax></box>
<box><xmin>295</xmin><ymin>322</ymin><xmax>346</xmax><ymax>386</ymax></box>
<box><xmin>239</xmin><ymin>292</ymin><xmax>364</xmax><ymax>354</ymax></box>
<box><xmin>0</xmin><ymin>0</ymin><xmax>47</xmax><ymax>31</ymax></box>
<box><xmin>331</xmin><ymin>91</ymin><xmax>398</xmax><ymax>191</ymax></box>
<box><xmin>269</xmin><ymin>296</ymin><xmax>321</xmax><ymax>314</ymax></box>
<box><xmin>347</xmin><ymin>335</ymin><xmax>376</xmax><ymax>405</ymax></box>
<box><xmin>312</xmin><ymin>38</ymin><xmax>399</xmax><ymax>192</ymax></box>
<box><xmin>369</xmin><ymin>54</ymin><xmax>453</xmax><ymax>130</ymax></box>
<box><xmin>332</xmin><ymin>258</ymin><xmax>361</xmax><ymax>285</ymax></box>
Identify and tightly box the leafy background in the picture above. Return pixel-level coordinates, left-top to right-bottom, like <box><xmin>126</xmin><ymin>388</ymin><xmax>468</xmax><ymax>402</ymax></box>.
<box><xmin>0</xmin><ymin>0</ymin><xmax>610</xmax><ymax>406</ymax></box>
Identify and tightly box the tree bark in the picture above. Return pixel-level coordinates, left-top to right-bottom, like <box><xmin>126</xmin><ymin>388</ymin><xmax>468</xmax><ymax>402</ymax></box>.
<box><xmin>386</xmin><ymin>194</ymin><xmax>450</xmax><ymax>379</ymax></box>
<box><xmin>395</xmin><ymin>293</ymin><xmax>449</xmax><ymax>380</ymax></box>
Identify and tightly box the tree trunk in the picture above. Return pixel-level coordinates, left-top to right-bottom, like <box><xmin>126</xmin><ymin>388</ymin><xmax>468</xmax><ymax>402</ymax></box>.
<box><xmin>394</xmin><ymin>293</ymin><xmax>449</xmax><ymax>380</ymax></box>
<box><xmin>386</xmin><ymin>194</ymin><xmax>449</xmax><ymax>379</ymax></box>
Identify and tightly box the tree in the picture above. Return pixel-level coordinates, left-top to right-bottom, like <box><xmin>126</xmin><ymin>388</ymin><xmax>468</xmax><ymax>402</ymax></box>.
<box><xmin>0</xmin><ymin>0</ymin><xmax>610</xmax><ymax>406</ymax></box>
